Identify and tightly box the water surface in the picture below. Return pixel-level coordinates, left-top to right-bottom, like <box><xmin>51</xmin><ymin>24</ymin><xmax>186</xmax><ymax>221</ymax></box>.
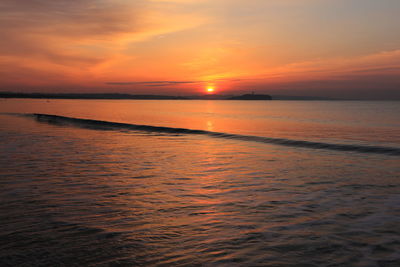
<box><xmin>0</xmin><ymin>99</ymin><xmax>399</xmax><ymax>266</ymax></box>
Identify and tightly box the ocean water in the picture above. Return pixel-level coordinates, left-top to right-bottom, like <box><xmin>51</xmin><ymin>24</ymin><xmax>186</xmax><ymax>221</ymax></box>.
<box><xmin>0</xmin><ymin>99</ymin><xmax>399</xmax><ymax>266</ymax></box>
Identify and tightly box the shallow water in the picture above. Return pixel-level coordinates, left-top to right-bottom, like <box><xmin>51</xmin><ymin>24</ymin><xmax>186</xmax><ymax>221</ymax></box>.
<box><xmin>0</xmin><ymin>99</ymin><xmax>399</xmax><ymax>266</ymax></box>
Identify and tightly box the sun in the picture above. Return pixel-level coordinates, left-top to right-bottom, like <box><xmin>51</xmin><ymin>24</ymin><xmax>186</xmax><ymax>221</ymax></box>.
<box><xmin>206</xmin><ymin>87</ymin><xmax>215</xmax><ymax>93</ymax></box>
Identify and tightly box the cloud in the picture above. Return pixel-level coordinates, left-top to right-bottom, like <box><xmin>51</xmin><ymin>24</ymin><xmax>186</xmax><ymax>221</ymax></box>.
<box><xmin>0</xmin><ymin>0</ymin><xmax>211</xmax><ymax>89</ymax></box>
<box><xmin>106</xmin><ymin>81</ymin><xmax>198</xmax><ymax>86</ymax></box>
<box><xmin>0</xmin><ymin>0</ymin><xmax>146</xmax><ymax>62</ymax></box>
<box><xmin>252</xmin><ymin>50</ymin><xmax>400</xmax><ymax>82</ymax></box>
<box><xmin>106</xmin><ymin>77</ymin><xmax>244</xmax><ymax>87</ymax></box>
<box><xmin>0</xmin><ymin>0</ymin><xmax>145</xmax><ymax>35</ymax></box>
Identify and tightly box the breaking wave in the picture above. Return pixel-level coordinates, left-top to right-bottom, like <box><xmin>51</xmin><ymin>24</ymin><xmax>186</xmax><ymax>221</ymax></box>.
<box><xmin>29</xmin><ymin>113</ymin><xmax>400</xmax><ymax>156</ymax></box>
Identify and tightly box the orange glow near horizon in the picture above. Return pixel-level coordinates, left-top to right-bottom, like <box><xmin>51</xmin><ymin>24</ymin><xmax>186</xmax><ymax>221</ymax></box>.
<box><xmin>0</xmin><ymin>0</ymin><xmax>399</xmax><ymax>99</ymax></box>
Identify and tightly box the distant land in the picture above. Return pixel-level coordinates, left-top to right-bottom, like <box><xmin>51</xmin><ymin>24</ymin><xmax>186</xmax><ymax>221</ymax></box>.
<box><xmin>0</xmin><ymin>92</ymin><xmax>187</xmax><ymax>100</ymax></box>
<box><xmin>229</xmin><ymin>94</ymin><xmax>272</xmax><ymax>100</ymax></box>
<box><xmin>0</xmin><ymin>92</ymin><xmax>272</xmax><ymax>100</ymax></box>
<box><xmin>271</xmin><ymin>95</ymin><xmax>340</xmax><ymax>100</ymax></box>
<box><xmin>0</xmin><ymin>92</ymin><xmax>344</xmax><ymax>101</ymax></box>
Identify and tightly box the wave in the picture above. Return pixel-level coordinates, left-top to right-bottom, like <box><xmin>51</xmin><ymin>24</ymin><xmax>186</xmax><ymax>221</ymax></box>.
<box><xmin>29</xmin><ymin>113</ymin><xmax>400</xmax><ymax>156</ymax></box>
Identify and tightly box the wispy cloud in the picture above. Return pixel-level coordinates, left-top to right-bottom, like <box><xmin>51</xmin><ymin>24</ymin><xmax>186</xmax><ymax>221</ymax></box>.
<box><xmin>106</xmin><ymin>81</ymin><xmax>198</xmax><ymax>86</ymax></box>
<box><xmin>106</xmin><ymin>77</ymin><xmax>245</xmax><ymax>87</ymax></box>
<box><xmin>0</xmin><ymin>0</ymin><xmax>210</xmax><ymax>86</ymax></box>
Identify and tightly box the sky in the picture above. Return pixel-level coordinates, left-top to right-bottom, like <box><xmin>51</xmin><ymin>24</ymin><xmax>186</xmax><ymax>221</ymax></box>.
<box><xmin>0</xmin><ymin>0</ymin><xmax>399</xmax><ymax>99</ymax></box>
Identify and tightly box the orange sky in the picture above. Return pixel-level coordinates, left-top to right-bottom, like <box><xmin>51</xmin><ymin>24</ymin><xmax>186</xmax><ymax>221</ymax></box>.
<box><xmin>0</xmin><ymin>0</ymin><xmax>399</xmax><ymax>99</ymax></box>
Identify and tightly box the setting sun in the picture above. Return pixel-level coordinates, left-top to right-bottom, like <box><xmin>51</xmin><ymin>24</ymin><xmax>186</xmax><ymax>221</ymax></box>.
<box><xmin>206</xmin><ymin>87</ymin><xmax>215</xmax><ymax>93</ymax></box>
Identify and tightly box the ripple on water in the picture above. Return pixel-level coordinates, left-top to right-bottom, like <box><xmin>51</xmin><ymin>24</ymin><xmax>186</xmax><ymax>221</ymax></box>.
<box><xmin>0</xmin><ymin>114</ymin><xmax>399</xmax><ymax>266</ymax></box>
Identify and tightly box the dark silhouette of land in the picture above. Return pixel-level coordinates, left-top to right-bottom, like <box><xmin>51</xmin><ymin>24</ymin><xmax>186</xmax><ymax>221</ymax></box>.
<box><xmin>271</xmin><ymin>95</ymin><xmax>339</xmax><ymax>100</ymax></box>
<box><xmin>228</xmin><ymin>94</ymin><xmax>272</xmax><ymax>100</ymax></box>
<box><xmin>0</xmin><ymin>92</ymin><xmax>273</xmax><ymax>100</ymax></box>
<box><xmin>0</xmin><ymin>92</ymin><xmax>187</xmax><ymax>100</ymax></box>
<box><xmin>1</xmin><ymin>92</ymin><xmax>344</xmax><ymax>100</ymax></box>
<box><xmin>0</xmin><ymin>92</ymin><xmax>276</xmax><ymax>100</ymax></box>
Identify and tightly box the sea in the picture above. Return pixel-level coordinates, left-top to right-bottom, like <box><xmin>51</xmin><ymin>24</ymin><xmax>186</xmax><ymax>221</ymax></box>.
<box><xmin>0</xmin><ymin>99</ymin><xmax>399</xmax><ymax>266</ymax></box>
